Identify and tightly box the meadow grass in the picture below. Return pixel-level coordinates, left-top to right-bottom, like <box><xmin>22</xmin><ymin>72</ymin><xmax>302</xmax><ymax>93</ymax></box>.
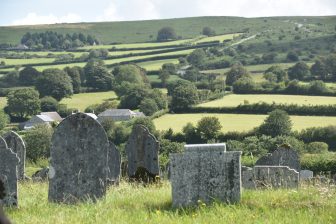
<box><xmin>147</xmin><ymin>75</ymin><xmax>183</xmax><ymax>83</ymax></box>
<box><xmin>60</xmin><ymin>91</ymin><xmax>117</xmax><ymax>112</ymax></box>
<box><xmin>33</xmin><ymin>62</ymin><xmax>87</xmax><ymax>71</ymax></box>
<box><xmin>0</xmin><ymin>97</ymin><xmax>7</xmax><ymax>111</ymax></box>
<box><xmin>197</xmin><ymin>94</ymin><xmax>336</xmax><ymax>107</ymax></box>
<box><xmin>6</xmin><ymin>181</ymin><xmax>336</xmax><ymax>224</ymax></box>
<box><xmin>0</xmin><ymin>57</ymin><xmax>55</xmax><ymax>66</ymax></box>
<box><xmin>194</xmin><ymin>33</ymin><xmax>240</xmax><ymax>43</ymax></box>
<box><xmin>153</xmin><ymin>113</ymin><xmax>336</xmax><ymax>132</ymax></box>
<box><xmin>137</xmin><ymin>59</ymin><xmax>179</xmax><ymax>71</ymax></box>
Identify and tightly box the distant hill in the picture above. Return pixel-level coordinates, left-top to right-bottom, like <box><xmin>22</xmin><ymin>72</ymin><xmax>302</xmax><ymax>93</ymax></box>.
<box><xmin>0</xmin><ymin>16</ymin><xmax>335</xmax><ymax>45</ymax></box>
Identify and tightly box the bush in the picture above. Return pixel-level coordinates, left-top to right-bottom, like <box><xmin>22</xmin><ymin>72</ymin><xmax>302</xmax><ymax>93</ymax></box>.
<box><xmin>305</xmin><ymin>142</ymin><xmax>329</xmax><ymax>154</ymax></box>
<box><xmin>40</xmin><ymin>96</ymin><xmax>59</xmax><ymax>112</ymax></box>
<box><xmin>301</xmin><ymin>153</ymin><xmax>336</xmax><ymax>173</ymax></box>
<box><xmin>258</xmin><ymin>109</ymin><xmax>292</xmax><ymax>137</ymax></box>
<box><xmin>24</xmin><ymin>124</ymin><xmax>54</xmax><ymax>162</ymax></box>
<box><xmin>139</xmin><ymin>98</ymin><xmax>159</xmax><ymax>116</ymax></box>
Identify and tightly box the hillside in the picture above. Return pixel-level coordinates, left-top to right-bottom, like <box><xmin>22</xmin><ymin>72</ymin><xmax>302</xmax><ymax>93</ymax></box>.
<box><xmin>0</xmin><ymin>16</ymin><xmax>335</xmax><ymax>45</ymax></box>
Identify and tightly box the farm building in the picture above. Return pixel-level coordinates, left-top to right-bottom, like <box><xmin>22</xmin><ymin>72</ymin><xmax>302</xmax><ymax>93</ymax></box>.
<box><xmin>21</xmin><ymin>112</ymin><xmax>62</xmax><ymax>130</ymax></box>
<box><xmin>97</xmin><ymin>109</ymin><xmax>145</xmax><ymax>122</ymax></box>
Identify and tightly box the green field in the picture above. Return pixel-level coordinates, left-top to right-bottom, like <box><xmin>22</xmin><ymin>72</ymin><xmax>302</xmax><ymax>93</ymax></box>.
<box><xmin>197</xmin><ymin>94</ymin><xmax>336</xmax><ymax>107</ymax></box>
<box><xmin>0</xmin><ymin>97</ymin><xmax>6</xmax><ymax>110</ymax></box>
<box><xmin>137</xmin><ymin>59</ymin><xmax>179</xmax><ymax>71</ymax></box>
<box><xmin>60</xmin><ymin>91</ymin><xmax>117</xmax><ymax>112</ymax></box>
<box><xmin>154</xmin><ymin>113</ymin><xmax>336</xmax><ymax>132</ymax></box>
<box><xmin>147</xmin><ymin>75</ymin><xmax>183</xmax><ymax>83</ymax></box>
<box><xmin>6</xmin><ymin>181</ymin><xmax>336</xmax><ymax>224</ymax></box>
<box><xmin>0</xmin><ymin>57</ymin><xmax>55</xmax><ymax>66</ymax></box>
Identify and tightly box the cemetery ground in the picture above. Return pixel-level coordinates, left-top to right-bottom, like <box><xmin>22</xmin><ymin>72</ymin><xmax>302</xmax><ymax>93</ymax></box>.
<box><xmin>6</xmin><ymin>179</ymin><xmax>336</xmax><ymax>224</ymax></box>
<box><xmin>154</xmin><ymin>113</ymin><xmax>336</xmax><ymax>133</ymax></box>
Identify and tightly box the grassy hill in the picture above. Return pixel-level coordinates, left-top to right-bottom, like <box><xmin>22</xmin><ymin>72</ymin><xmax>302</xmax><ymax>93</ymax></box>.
<box><xmin>1</xmin><ymin>16</ymin><xmax>335</xmax><ymax>45</ymax></box>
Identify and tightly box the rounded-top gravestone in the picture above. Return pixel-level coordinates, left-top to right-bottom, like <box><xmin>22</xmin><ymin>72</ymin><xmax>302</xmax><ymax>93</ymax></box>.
<box><xmin>48</xmin><ymin>113</ymin><xmax>109</xmax><ymax>203</ymax></box>
<box><xmin>3</xmin><ymin>131</ymin><xmax>26</xmax><ymax>180</ymax></box>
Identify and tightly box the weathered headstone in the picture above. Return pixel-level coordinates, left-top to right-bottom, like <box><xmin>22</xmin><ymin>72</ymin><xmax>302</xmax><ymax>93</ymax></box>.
<box><xmin>241</xmin><ymin>166</ymin><xmax>254</xmax><ymax>189</ymax></box>
<box><xmin>0</xmin><ymin>137</ymin><xmax>19</xmax><ymax>207</ymax></box>
<box><xmin>32</xmin><ymin>167</ymin><xmax>49</xmax><ymax>182</ymax></box>
<box><xmin>107</xmin><ymin>142</ymin><xmax>121</xmax><ymax>185</ymax></box>
<box><xmin>125</xmin><ymin>125</ymin><xmax>159</xmax><ymax>182</ymax></box>
<box><xmin>170</xmin><ymin>144</ymin><xmax>242</xmax><ymax>207</ymax></box>
<box><xmin>184</xmin><ymin>143</ymin><xmax>226</xmax><ymax>153</ymax></box>
<box><xmin>3</xmin><ymin>131</ymin><xmax>26</xmax><ymax>180</ymax></box>
<box><xmin>48</xmin><ymin>113</ymin><xmax>109</xmax><ymax>203</ymax></box>
<box><xmin>256</xmin><ymin>145</ymin><xmax>300</xmax><ymax>171</ymax></box>
<box><xmin>300</xmin><ymin>170</ymin><xmax>313</xmax><ymax>181</ymax></box>
<box><xmin>243</xmin><ymin>166</ymin><xmax>299</xmax><ymax>189</ymax></box>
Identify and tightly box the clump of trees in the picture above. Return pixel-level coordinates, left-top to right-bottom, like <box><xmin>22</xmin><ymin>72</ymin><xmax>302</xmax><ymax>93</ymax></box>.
<box><xmin>21</xmin><ymin>31</ymin><xmax>99</xmax><ymax>50</ymax></box>
<box><xmin>202</xmin><ymin>27</ymin><xmax>216</xmax><ymax>36</ymax></box>
<box><xmin>157</xmin><ymin>27</ymin><xmax>177</xmax><ymax>42</ymax></box>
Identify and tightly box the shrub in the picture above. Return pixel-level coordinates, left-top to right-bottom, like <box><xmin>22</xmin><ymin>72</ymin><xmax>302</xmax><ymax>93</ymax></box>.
<box><xmin>40</xmin><ymin>96</ymin><xmax>59</xmax><ymax>112</ymax></box>
<box><xmin>305</xmin><ymin>142</ymin><xmax>329</xmax><ymax>154</ymax></box>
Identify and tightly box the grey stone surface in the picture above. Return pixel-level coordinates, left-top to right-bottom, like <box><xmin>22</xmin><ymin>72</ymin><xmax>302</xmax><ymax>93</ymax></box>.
<box><xmin>107</xmin><ymin>142</ymin><xmax>121</xmax><ymax>185</ymax></box>
<box><xmin>32</xmin><ymin>167</ymin><xmax>49</xmax><ymax>181</ymax></box>
<box><xmin>0</xmin><ymin>137</ymin><xmax>19</xmax><ymax>207</ymax></box>
<box><xmin>170</xmin><ymin>147</ymin><xmax>242</xmax><ymax>207</ymax></box>
<box><xmin>184</xmin><ymin>143</ymin><xmax>226</xmax><ymax>153</ymax></box>
<box><xmin>255</xmin><ymin>146</ymin><xmax>300</xmax><ymax>171</ymax></box>
<box><xmin>243</xmin><ymin>166</ymin><xmax>299</xmax><ymax>189</ymax></box>
<box><xmin>3</xmin><ymin>131</ymin><xmax>26</xmax><ymax>180</ymax></box>
<box><xmin>300</xmin><ymin>170</ymin><xmax>313</xmax><ymax>181</ymax></box>
<box><xmin>125</xmin><ymin>125</ymin><xmax>159</xmax><ymax>182</ymax></box>
<box><xmin>48</xmin><ymin>113</ymin><xmax>109</xmax><ymax>203</ymax></box>
<box><xmin>241</xmin><ymin>166</ymin><xmax>254</xmax><ymax>189</ymax></box>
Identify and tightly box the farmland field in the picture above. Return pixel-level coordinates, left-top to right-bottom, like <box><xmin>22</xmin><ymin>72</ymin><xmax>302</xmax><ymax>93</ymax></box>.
<box><xmin>153</xmin><ymin>113</ymin><xmax>336</xmax><ymax>132</ymax></box>
<box><xmin>6</xmin><ymin>181</ymin><xmax>336</xmax><ymax>224</ymax></box>
<box><xmin>0</xmin><ymin>97</ymin><xmax>6</xmax><ymax>110</ymax></box>
<box><xmin>197</xmin><ymin>94</ymin><xmax>336</xmax><ymax>107</ymax></box>
<box><xmin>137</xmin><ymin>59</ymin><xmax>179</xmax><ymax>71</ymax></box>
<box><xmin>147</xmin><ymin>75</ymin><xmax>182</xmax><ymax>83</ymax></box>
<box><xmin>60</xmin><ymin>91</ymin><xmax>117</xmax><ymax>112</ymax></box>
<box><xmin>0</xmin><ymin>57</ymin><xmax>55</xmax><ymax>66</ymax></box>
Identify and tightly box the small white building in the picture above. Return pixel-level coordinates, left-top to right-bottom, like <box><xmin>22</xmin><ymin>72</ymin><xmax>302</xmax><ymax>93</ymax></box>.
<box><xmin>97</xmin><ymin>109</ymin><xmax>145</xmax><ymax>123</ymax></box>
<box><xmin>22</xmin><ymin>115</ymin><xmax>54</xmax><ymax>130</ymax></box>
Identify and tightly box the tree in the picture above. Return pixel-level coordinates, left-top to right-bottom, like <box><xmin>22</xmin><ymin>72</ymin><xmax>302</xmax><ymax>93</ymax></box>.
<box><xmin>258</xmin><ymin>109</ymin><xmax>292</xmax><ymax>137</ymax></box>
<box><xmin>286</xmin><ymin>51</ymin><xmax>299</xmax><ymax>62</ymax></box>
<box><xmin>310</xmin><ymin>59</ymin><xmax>328</xmax><ymax>80</ymax></box>
<box><xmin>162</xmin><ymin>63</ymin><xmax>176</xmax><ymax>74</ymax></box>
<box><xmin>325</xmin><ymin>54</ymin><xmax>336</xmax><ymax>79</ymax></box>
<box><xmin>6</xmin><ymin>88</ymin><xmax>40</xmax><ymax>119</ymax></box>
<box><xmin>36</xmin><ymin>69</ymin><xmax>73</xmax><ymax>101</ymax></box>
<box><xmin>157</xmin><ymin>27</ymin><xmax>177</xmax><ymax>42</ymax></box>
<box><xmin>118</xmin><ymin>84</ymin><xmax>151</xmax><ymax>109</ymax></box>
<box><xmin>225</xmin><ymin>64</ymin><xmax>250</xmax><ymax>85</ymax></box>
<box><xmin>288</xmin><ymin>62</ymin><xmax>311</xmax><ymax>80</ymax></box>
<box><xmin>40</xmin><ymin>96</ymin><xmax>59</xmax><ymax>112</ymax></box>
<box><xmin>113</xmin><ymin>64</ymin><xmax>148</xmax><ymax>86</ymax></box>
<box><xmin>170</xmin><ymin>81</ymin><xmax>198</xmax><ymax>111</ymax></box>
<box><xmin>264</xmin><ymin>65</ymin><xmax>288</xmax><ymax>82</ymax></box>
<box><xmin>24</xmin><ymin>124</ymin><xmax>53</xmax><ymax>162</ymax></box>
<box><xmin>262</xmin><ymin>52</ymin><xmax>277</xmax><ymax>63</ymax></box>
<box><xmin>184</xmin><ymin>67</ymin><xmax>200</xmax><ymax>82</ymax></box>
<box><xmin>19</xmin><ymin>66</ymin><xmax>41</xmax><ymax>86</ymax></box>
<box><xmin>232</xmin><ymin>77</ymin><xmax>256</xmax><ymax>93</ymax></box>
<box><xmin>64</xmin><ymin>66</ymin><xmax>82</xmax><ymax>93</ymax></box>
<box><xmin>187</xmin><ymin>49</ymin><xmax>206</xmax><ymax>67</ymax></box>
<box><xmin>139</xmin><ymin>98</ymin><xmax>159</xmax><ymax>116</ymax></box>
<box><xmin>202</xmin><ymin>27</ymin><xmax>216</xmax><ymax>36</ymax></box>
<box><xmin>0</xmin><ymin>110</ymin><xmax>9</xmax><ymax>130</ymax></box>
<box><xmin>197</xmin><ymin>116</ymin><xmax>222</xmax><ymax>140</ymax></box>
<box><xmin>159</xmin><ymin>69</ymin><xmax>170</xmax><ymax>87</ymax></box>
<box><xmin>308</xmin><ymin>80</ymin><xmax>329</xmax><ymax>94</ymax></box>
<box><xmin>86</xmin><ymin>64</ymin><xmax>113</xmax><ymax>91</ymax></box>
<box><xmin>182</xmin><ymin>123</ymin><xmax>201</xmax><ymax>144</ymax></box>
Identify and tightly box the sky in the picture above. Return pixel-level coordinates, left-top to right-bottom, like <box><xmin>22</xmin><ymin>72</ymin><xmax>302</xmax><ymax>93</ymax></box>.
<box><xmin>0</xmin><ymin>0</ymin><xmax>336</xmax><ymax>26</ymax></box>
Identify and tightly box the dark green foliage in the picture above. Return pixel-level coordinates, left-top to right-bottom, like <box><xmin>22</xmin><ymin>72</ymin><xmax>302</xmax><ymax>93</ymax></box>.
<box><xmin>308</xmin><ymin>80</ymin><xmax>329</xmax><ymax>94</ymax></box>
<box><xmin>84</xmin><ymin>60</ymin><xmax>114</xmax><ymax>91</ymax></box>
<box><xmin>301</xmin><ymin>153</ymin><xmax>336</xmax><ymax>173</ymax></box>
<box><xmin>88</xmin><ymin>49</ymin><xmax>109</xmax><ymax>59</ymax></box>
<box><xmin>100</xmin><ymin>118</ymin><xmax>130</xmax><ymax>145</ymax></box>
<box><xmin>3</xmin><ymin>70</ymin><xmax>19</xmax><ymax>86</ymax></box>
<box><xmin>264</xmin><ymin>65</ymin><xmax>288</xmax><ymax>82</ymax></box>
<box><xmin>298</xmin><ymin>126</ymin><xmax>336</xmax><ymax>150</ymax></box>
<box><xmin>157</xmin><ymin>27</ymin><xmax>177</xmax><ymax>42</ymax></box>
<box><xmin>258</xmin><ymin>109</ymin><xmax>292</xmax><ymax>137</ymax></box>
<box><xmin>0</xmin><ymin>110</ymin><xmax>9</xmax><ymax>130</ymax></box>
<box><xmin>36</xmin><ymin>69</ymin><xmax>73</xmax><ymax>101</ymax></box>
<box><xmin>19</xmin><ymin>66</ymin><xmax>41</xmax><ymax>86</ymax></box>
<box><xmin>139</xmin><ymin>98</ymin><xmax>159</xmax><ymax>116</ymax></box>
<box><xmin>118</xmin><ymin>84</ymin><xmax>151</xmax><ymax>110</ymax></box>
<box><xmin>286</xmin><ymin>51</ymin><xmax>299</xmax><ymax>62</ymax></box>
<box><xmin>40</xmin><ymin>96</ymin><xmax>59</xmax><ymax>112</ymax></box>
<box><xmin>64</xmin><ymin>66</ymin><xmax>82</xmax><ymax>93</ymax></box>
<box><xmin>187</xmin><ymin>49</ymin><xmax>206</xmax><ymax>67</ymax></box>
<box><xmin>170</xmin><ymin>81</ymin><xmax>198</xmax><ymax>112</ymax></box>
<box><xmin>131</xmin><ymin>117</ymin><xmax>156</xmax><ymax>135</ymax></box>
<box><xmin>305</xmin><ymin>142</ymin><xmax>329</xmax><ymax>154</ymax></box>
<box><xmin>158</xmin><ymin>69</ymin><xmax>170</xmax><ymax>87</ymax></box>
<box><xmin>262</xmin><ymin>52</ymin><xmax>277</xmax><ymax>63</ymax></box>
<box><xmin>113</xmin><ymin>64</ymin><xmax>149</xmax><ymax>86</ymax></box>
<box><xmin>182</xmin><ymin>123</ymin><xmax>201</xmax><ymax>144</ymax></box>
<box><xmin>310</xmin><ymin>59</ymin><xmax>328</xmax><ymax>80</ymax></box>
<box><xmin>288</xmin><ymin>62</ymin><xmax>311</xmax><ymax>80</ymax></box>
<box><xmin>197</xmin><ymin>116</ymin><xmax>222</xmax><ymax>140</ymax></box>
<box><xmin>6</xmin><ymin>88</ymin><xmax>40</xmax><ymax>119</ymax></box>
<box><xmin>202</xmin><ymin>27</ymin><xmax>216</xmax><ymax>36</ymax></box>
<box><xmin>84</xmin><ymin>100</ymin><xmax>118</xmax><ymax>114</ymax></box>
<box><xmin>225</xmin><ymin>64</ymin><xmax>250</xmax><ymax>85</ymax></box>
<box><xmin>232</xmin><ymin>76</ymin><xmax>256</xmax><ymax>93</ymax></box>
<box><xmin>24</xmin><ymin>124</ymin><xmax>53</xmax><ymax>162</ymax></box>
<box><xmin>184</xmin><ymin>67</ymin><xmax>201</xmax><ymax>82</ymax></box>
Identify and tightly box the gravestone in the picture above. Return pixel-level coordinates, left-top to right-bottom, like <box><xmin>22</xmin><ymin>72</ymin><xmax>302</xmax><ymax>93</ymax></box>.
<box><xmin>125</xmin><ymin>125</ymin><xmax>159</xmax><ymax>182</ymax></box>
<box><xmin>170</xmin><ymin>144</ymin><xmax>242</xmax><ymax>207</ymax></box>
<box><xmin>243</xmin><ymin>166</ymin><xmax>299</xmax><ymax>189</ymax></box>
<box><xmin>241</xmin><ymin>166</ymin><xmax>254</xmax><ymax>189</ymax></box>
<box><xmin>3</xmin><ymin>131</ymin><xmax>26</xmax><ymax>180</ymax></box>
<box><xmin>256</xmin><ymin>145</ymin><xmax>300</xmax><ymax>171</ymax></box>
<box><xmin>0</xmin><ymin>137</ymin><xmax>19</xmax><ymax>207</ymax></box>
<box><xmin>32</xmin><ymin>167</ymin><xmax>49</xmax><ymax>182</ymax></box>
<box><xmin>184</xmin><ymin>143</ymin><xmax>226</xmax><ymax>153</ymax></box>
<box><xmin>48</xmin><ymin>113</ymin><xmax>109</xmax><ymax>203</ymax></box>
<box><xmin>300</xmin><ymin>170</ymin><xmax>313</xmax><ymax>181</ymax></box>
<box><xmin>107</xmin><ymin>142</ymin><xmax>121</xmax><ymax>185</ymax></box>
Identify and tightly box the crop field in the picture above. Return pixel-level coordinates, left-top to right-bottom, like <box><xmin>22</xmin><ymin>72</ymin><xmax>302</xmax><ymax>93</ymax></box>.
<box><xmin>153</xmin><ymin>113</ymin><xmax>336</xmax><ymax>132</ymax></box>
<box><xmin>60</xmin><ymin>91</ymin><xmax>117</xmax><ymax>112</ymax></box>
<box><xmin>137</xmin><ymin>59</ymin><xmax>179</xmax><ymax>71</ymax></box>
<box><xmin>197</xmin><ymin>94</ymin><xmax>336</xmax><ymax>107</ymax></box>
<box><xmin>6</xmin><ymin>181</ymin><xmax>336</xmax><ymax>224</ymax></box>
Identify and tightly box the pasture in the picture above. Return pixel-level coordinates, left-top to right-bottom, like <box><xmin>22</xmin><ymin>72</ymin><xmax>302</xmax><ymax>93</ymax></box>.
<box><xmin>197</xmin><ymin>94</ymin><xmax>336</xmax><ymax>107</ymax></box>
<box><xmin>153</xmin><ymin>113</ymin><xmax>336</xmax><ymax>132</ymax></box>
<box><xmin>0</xmin><ymin>57</ymin><xmax>55</xmax><ymax>66</ymax></box>
<box><xmin>0</xmin><ymin>97</ymin><xmax>6</xmax><ymax>111</ymax></box>
<box><xmin>137</xmin><ymin>59</ymin><xmax>179</xmax><ymax>71</ymax></box>
<box><xmin>60</xmin><ymin>91</ymin><xmax>117</xmax><ymax>112</ymax></box>
<box><xmin>6</xmin><ymin>181</ymin><xmax>336</xmax><ymax>224</ymax></box>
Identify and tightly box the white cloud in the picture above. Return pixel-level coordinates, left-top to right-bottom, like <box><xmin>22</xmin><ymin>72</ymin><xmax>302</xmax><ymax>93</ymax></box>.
<box><xmin>11</xmin><ymin>13</ymin><xmax>82</xmax><ymax>26</ymax></box>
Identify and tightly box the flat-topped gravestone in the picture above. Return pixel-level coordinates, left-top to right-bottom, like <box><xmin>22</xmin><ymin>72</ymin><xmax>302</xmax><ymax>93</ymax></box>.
<box><xmin>184</xmin><ymin>143</ymin><xmax>226</xmax><ymax>153</ymax></box>
<box><xmin>125</xmin><ymin>125</ymin><xmax>159</xmax><ymax>182</ymax></box>
<box><xmin>256</xmin><ymin>145</ymin><xmax>300</xmax><ymax>171</ymax></box>
<box><xmin>300</xmin><ymin>170</ymin><xmax>313</xmax><ymax>180</ymax></box>
<box><xmin>3</xmin><ymin>131</ymin><xmax>26</xmax><ymax>180</ymax></box>
<box><xmin>0</xmin><ymin>137</ymin><xmax>19</xmax><ymax>207</ymax></box>
<box><xmin>241</xmin><ymin>166</ymin><xmax>254</xmax><ymax>189</ymax></box>
<box><xmin>107</xmin><ymin>142</ymin><xmax>121</xmax><ymax>185</ymax></box>
<box><xmin>170</xmin><ymin>144</ymin><xmax>242</xmax><ymax>207</ymax></box>
<box><xmin>48</xmin><ymin>113</ymin><xmax>109</xmax><ymax>203</ymax></box>
<box><xmin>245</xmin><ymin>166</ymin><xmax>299</xmax><ymax>189</ymax></box>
